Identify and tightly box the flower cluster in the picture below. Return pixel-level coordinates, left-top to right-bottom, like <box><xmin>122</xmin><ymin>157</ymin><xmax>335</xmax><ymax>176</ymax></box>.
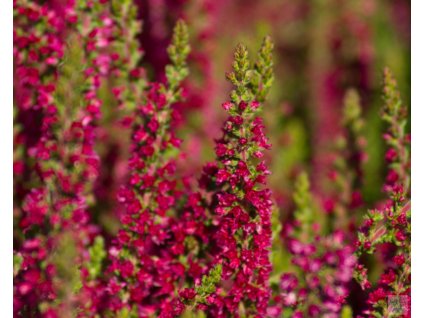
<box><xmin>354</xmin><ymin>68</ymin><xmax>411</xmax><ymax>317</ymax></box>
<box><xmin>102</xmin><ymin>20</ymin><xmax>191</xmax><ymax>317</ymax></box>
<box><xmin>13</xmin><ymin>0</ymin><xmax>147</xmax><ymax>316</ymax></box>
<box><xmin>13</xmin><ymin>1</ymin><xmax>82</xmax><ymax>315</ymax></box>
<box><xmin>193</xmin><ymin>39</ymin><xmax>275</xmax><ymax>317</ymax></box>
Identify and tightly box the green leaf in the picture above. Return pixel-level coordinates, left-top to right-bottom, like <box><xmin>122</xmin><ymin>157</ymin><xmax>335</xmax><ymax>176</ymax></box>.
<box><xmin>341</xmin><ymin>305</ymin><xmax>353</xmax><ymax>318</ymax></box>
<box><xmin>13</xmin><ymin>252</ymin><xmax>23</xmax><ymax>277</ymax></box>
<box><xmin>87</xmin><ymin>236</ymin><xmax>106</xmax><ymax>280</ymax></box>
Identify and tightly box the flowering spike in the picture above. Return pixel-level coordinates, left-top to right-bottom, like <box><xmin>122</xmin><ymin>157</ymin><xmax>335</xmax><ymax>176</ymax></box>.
<box><xmin>180</xmin><ymin>264</ymin><xmax>223</xmax><ymax>308</ymax></box>
<box><xmin>196</xmin><ymin>264</ymin><xmax>222</xmax><ymax>297</ymax></box>
<box><xmin>166</xmin><ymin>19</ymin><xmax>190</xmax><ymax>93</ymax></box>
<box><xmin>251</xmin><ymin>36</ymin><xmax>274</xmax><ymax>102</ymax></box>
<box><xmin>102</xmin><ymin>19</ymin><xmax>191</xmax><ymax>318</ymax></box>
<box><xmin>383</xmin><ymin>68</ymin><xmax>405</xmax><ymax>122</ymax></box>
<box><xmin>382</xmin><ymin>67</ymin><xmax>410</xmax><ymax>194</ymax></box>
<box><xmin>195</xmin><ymin>41</ymin><xmax>274</xmax><ymax>316</ymax></box>
<box><xmin>354</xmin><ymin>68</ymin><xmax>411</xmax><ymax>317</ymax></box>
<box><xmin>86</xmin><ymin>236</ymin><xmax>106</xmax><ymax>280</ymax></box>
<box><xmin>292</xmin><ymin>172</ymin><xmax>314</xmax><ymax>240</ymax></box>
<box><xmin>226</xmin><ymin>43</ymin><xmax>252</xmax><ymax>103</ymax></box>
<box><xmin>343</xmin><ymin>89</ymin><xmax>364</xmax><ymax>134</ymax></box>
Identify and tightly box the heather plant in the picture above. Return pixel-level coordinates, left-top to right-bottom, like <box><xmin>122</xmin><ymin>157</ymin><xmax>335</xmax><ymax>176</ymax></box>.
<box><xmin>193</xmin><ymin>39</ymin><xmax>275</xmax><ymax>317</ymax></box>
<box><xmin>354</xmin><ymin>68</ymin><xmax>411</xmax><ymax>318</ymax></box>
<box><xmin>13</xmin><ymin>1</ymin><xmax>411</xmax><ymax>318</ymax></box>
<box><xmin>13</xmin><ymin>1</ymin><xmax>84</xmax><ymax>315</ymax></box>
<box><xmin>13</xmin><ymin>0</ymin><xmax>147</xmax><ymax>316</ymax></box>
<box><xmin>103</xmin><ymin>20</ymin><xmax>191</xmax><ymax>317</ymax></box>
<box><xmin>177</xmin><ymin>37</ymin><xmax>275</xmax><ymax>317</ymax></box>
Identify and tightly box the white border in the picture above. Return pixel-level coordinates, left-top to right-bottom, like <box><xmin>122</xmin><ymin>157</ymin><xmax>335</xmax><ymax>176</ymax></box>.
<box><xmin>0</xmin><ymin>1</ymin><xmax>13</xmax><ymax>317</ymax></box>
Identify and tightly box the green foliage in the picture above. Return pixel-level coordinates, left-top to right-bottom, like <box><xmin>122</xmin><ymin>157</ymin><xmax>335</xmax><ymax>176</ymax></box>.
<box><xmin>48</xmin><ymin>232</ymin><xmax>83</xmax><ymax>315</ymax></box>
<box><xmin>225</xmin><ymin>37</ymin><xmax>274</xmax><ymax>106</ymax></box>
<box><xmin>117</xmin><ymin>305</ymin><xmax>138</xmax><ymax>318</ymax></box>
<box><xmin>293</xmin><ymin>172</ymin><xmax>314</xmax><ymax>239</ymax></box>
<box><xmin>226</xmin><ymin>44</ymin><xmax>253</xmax><ymax>104</ymax></box>
<box><xmin>87</xmin><ymin>236</ymin><xmax>106</xmax><ymax>280</ymax></box>
<box><xmin>56</xmin><ymin>34</ymin><xmax>86</xmax><ymax>122</ymax></box>
<box><xmin>250</xmin><ymin>36</ymin><xmax>274</xmax><ymax>102</ymax></box>
<box><xmin>382</xmin><ymin>68</ymin><xmax>410</xmax><ymax>193</ymax></box>
<box><xmin>343</xmin><ymin>89</ymin><xmax>364</xmax><ymax>135</ymax></box>
<box><xmin>180</xmin><ymin>264</ymin><xmax>222</xmax><ymax>315</ymax></box>
<box><xmin>166</xmin><ymin>20</ymin><xmax>191</xmax><ymax>93</ymax></box>
<box><xmin>13</xmin><ymin>252</ymin><xmax>23</xmax><ymax>277</ymax></box>
<box><xmin>341</xmin><ymin>305</ymin><xmax>353</xmax><ymax>318</ymax></box>
<box><xmin>195</xmin><ymin>264</ymin><xmax>222</xmax><ymax>304</ymax></box>
<box><xmin>383</xmin><ymin>68</ymin><xmax>404</xmax><ymax>120</ymax></box>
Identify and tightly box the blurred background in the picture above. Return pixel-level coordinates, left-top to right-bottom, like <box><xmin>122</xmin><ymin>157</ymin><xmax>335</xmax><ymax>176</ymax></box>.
<box><xmin>89</xmin><ymin>0</ymin><xmax>411</xmax><ymax>230</ymax></box>
<box><xmin>123</xmin><ymin>0</ymin><xmax>411</xmax><ymax>215</ymax></box>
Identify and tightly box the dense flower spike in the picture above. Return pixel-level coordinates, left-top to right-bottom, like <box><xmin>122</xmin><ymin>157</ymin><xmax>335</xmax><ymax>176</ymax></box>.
<box><xmin>13</xmin><ymin>1</ymin><xmax>84</xmax><ymax>316</ymax></box>
<box><xmin>250</xmin><ymin>36</ymin><xmax>275</xmax><ymax>103</ymax></box>
<box><xmin>14</xmin><ymin>0</ymin><xmax>147</xmax><ymax>316</ymax></box>
<box><xmin>90</xmin><ymin>0</ymin><xmax>148</xmax><ymax>217</ymax></box>
<box><xmin>354</xmin><ymin>69</ymin><xmax>411</xmax><ymax>317</ymax></box>
<box><xmin>103</xmin><ymin>20</ymin><xmax>191</xmax><ymax>317</ymax></box>
<box><xmin>191</xmin><ymin>40</ymin><xmax>275</xmax><ymax>317</ymax></box>
<box><xmin>381</xmin><ymin>68</ymin><xmax>411</xmax><ymax>195</ymax></box>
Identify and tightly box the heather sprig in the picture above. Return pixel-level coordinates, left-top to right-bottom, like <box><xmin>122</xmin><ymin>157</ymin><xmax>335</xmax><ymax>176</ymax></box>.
<box><xmin>330</xmin><ymin>89</ymin><xmax>367</xmax><ymax>230</ymax></box>
<box><xmin>166</xmin><ymin>20</ymin><xmax>190</xmax><ymax>95</ymax></box>
<box><xmin>103</xmin><ymin>20</ymin><xmax>191</xmax><ymax>317</ymax></box>
<box><xmin>309</xmin><ymin>0</ymin><xmax>375</xmax><ymax>196</ymax></box>
<box><xmin>86</xmin><ymin>236</ymin><xmax>107</xmax><ymax>280</ymax></box>
<box><xmin>382</xmin><ymin>68</ymin><xmax>410</xmax><ymax>195</ymax></box>
<box><xmin>292</xmin><ymin>172</ymin><xmax>315</xmax><ymax>241</ymax></box>
<box><xmin>343</xmin><ymin>89</ymin><xmax>365</xmax><ymax>138</ymax></box>
<box><xmin>250</xmin><ymin>36</ymin><xmax>275</xmax><ymax>103</ymax></box>
<box><xmin>194</xmin><ymin>38</ymin><xmax>274</xmax><ymax>317</ymax></box>
<box><xmin>109</xmin><ymin>0</ymin><xmax>147</xmax><ymax>109</ymax></box>
<box><xmin>180</xmin><ymin>264</ymin><xmax>223</xmax><ymax>310</ymax></box>
<box><xmin>354</xmin><ymin>69</ymin><xmax>411</xmax><ymax>317</ymax></box>
<box><xmin>13</xmin><ymin>1</ymin><xmax>82</xmax><ymax>315</ymax></box>
<box><xmin>226</xmin><ymin>43</ymin><xmax>253</xmax><ymax>104</ymax></box>
<box><xmin>13</xmin><ymin>1</ymin><xmax>148</xmax><ymax>315</ymax></box>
